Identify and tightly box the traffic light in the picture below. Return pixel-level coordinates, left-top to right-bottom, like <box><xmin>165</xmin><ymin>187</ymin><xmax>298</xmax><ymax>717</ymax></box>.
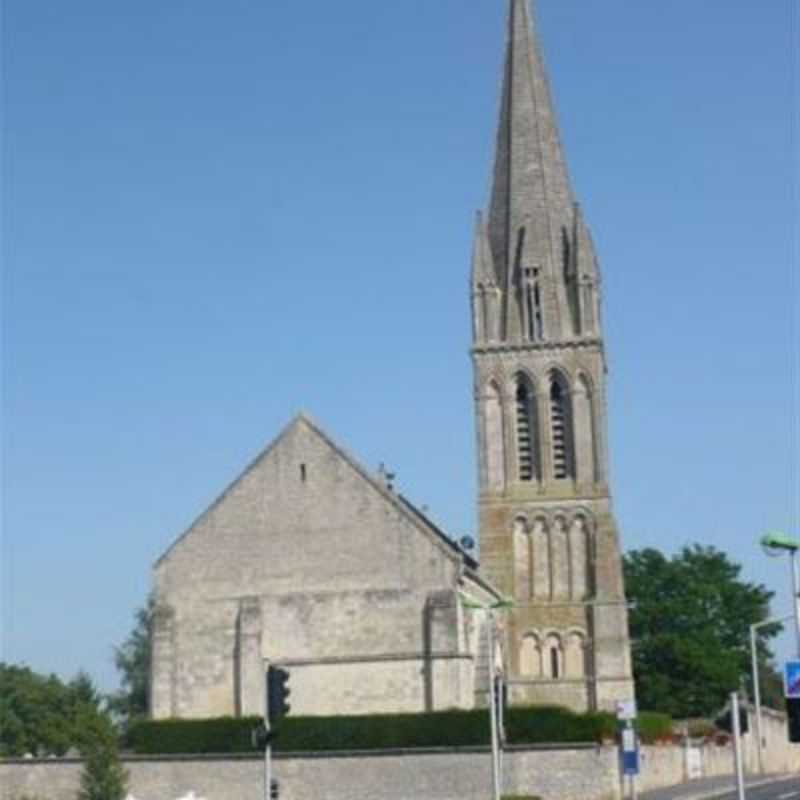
<box><xmin>267</xmin><ymin>666</ymin><xmax>291</xmax><ymax>723</ymax></box>
<box><xmin>787</xmin><ymin>698</ymin><xmax>800</xmax><ymax>743</ymax></box>
<box><xmin>251</xmin><ymin>722</ymin><xmax>272</xmax><ymax>750</ymax></box>
<box><xmin>270</xmin><ymin>778</ymin><xmax>280</xmax><ymax>799</ymax></box>
<box><xmin>715</xmin><ymin>706</ymin><xmax>749</xmax><ymax>736</ymax></box>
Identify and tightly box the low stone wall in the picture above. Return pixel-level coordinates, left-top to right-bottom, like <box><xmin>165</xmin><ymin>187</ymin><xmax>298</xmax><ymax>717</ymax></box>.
<box><xmin>637</xmin><ymin>707</ymin><xmax>800</xmax><ymax>793</ymax></box>
<box><xmin>1</xmin><ymin>746</ymin><xmax>620</xmax><ymax>800</ymax></box>
<box><xmin>2</xmin><ymin>711</ymin><xmax>797</xmax><ymax>800</ymax></box>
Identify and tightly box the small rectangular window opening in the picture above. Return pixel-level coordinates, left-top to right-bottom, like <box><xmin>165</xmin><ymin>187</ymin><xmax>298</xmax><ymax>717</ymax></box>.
<box><xmin>300</xmin><ymin>464</ymin><xmax>307</xmax><ymax>482</ymax></box>
<box><xmin>550</xmin><ymin>648</ymin><xmax>560</xmax><ymax>680</ymax></box>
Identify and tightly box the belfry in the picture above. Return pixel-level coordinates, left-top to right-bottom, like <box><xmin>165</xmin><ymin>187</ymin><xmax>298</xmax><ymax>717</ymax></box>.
<box><xmin>471</xmin><ymin>0</ymin><xmax>635</xmax><ymax>710</ymax></box>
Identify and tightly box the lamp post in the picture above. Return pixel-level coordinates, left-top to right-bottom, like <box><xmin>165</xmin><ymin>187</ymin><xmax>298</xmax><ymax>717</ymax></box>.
<box><xmin>760</xmin><ymin>532</ymin><xmax>800</xmax><ymax>656</ymax></box>
<box><xmin>460</xmin><ymin>594</ymin><xmax>513</xmax><ymax>800</ymax></box>
<box><xmin>749</xmin><ymin>614</ymin><xmax>792</xmax><ymax>773</ymax></box>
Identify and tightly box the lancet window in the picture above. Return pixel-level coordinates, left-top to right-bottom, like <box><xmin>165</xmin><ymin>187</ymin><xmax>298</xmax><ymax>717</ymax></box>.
<box><xmin>520</xmin><ymin>633</ymin><xmax>542</xmax><ymax>678</ymax></box>
<box><xmin>549</xmin><ymin>373</ymin><xmax>575</xmax><ymax>479</ymax></box>
<box><xmin>545</xmin><ymin>633</ymin><xmax>563</xmax><ymax>680</ymax></box>
<box><xmin>522</xmin><ymin>267</ymin><xmax>543</xmax><ymax>342</ymax></box>
<box><xmin>515</xmin><ymin>375</ymin><xmax>540</xmax><ymax>482</ymax></box>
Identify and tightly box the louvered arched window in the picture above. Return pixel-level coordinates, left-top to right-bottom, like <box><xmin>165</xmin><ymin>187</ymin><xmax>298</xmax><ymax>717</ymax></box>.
<box><xmin>549</xmin><ymin>373</ymin><xmax>575</xmax><ymax>479</ymax></box>
<box><xmin>515</xmin><ymin>375</ymin><xmax>540</xmax><ymax>482</ymax></box>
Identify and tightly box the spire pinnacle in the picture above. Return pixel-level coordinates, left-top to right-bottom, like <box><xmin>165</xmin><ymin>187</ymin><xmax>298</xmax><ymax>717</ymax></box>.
<box><xmin>486</xmin><ymin>0</ymin><xmax>576</xmax><ymax>341</ymax></box>
<box><xmin>471</xmin><ymin>211</ymin><xmax>496</xmax><ymax>287</ymax></box>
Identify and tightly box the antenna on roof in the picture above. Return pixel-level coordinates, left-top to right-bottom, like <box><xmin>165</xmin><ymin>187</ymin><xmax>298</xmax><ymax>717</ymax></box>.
<box><xmin>377</xmin><ymin>462</ymin><xmax>396</xmax><ymax>492</ymax></box>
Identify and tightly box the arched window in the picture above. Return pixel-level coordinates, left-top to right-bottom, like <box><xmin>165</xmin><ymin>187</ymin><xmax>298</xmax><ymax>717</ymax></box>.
<box><xmin>523</xmin><ymin>267</ymin><xmax>543</xmax><ymax>342</ymax></box>
<box><xmin>531</xmin><ymin>517</ymin><xmax>551</xmax><ymax>600</ymax></box>
<box><xmin>484</xmin><ymin>381</ymin><xmax>505</xmax><ymax>489</ymax></box>
<box><xmin>549</xmin><ymin>373</ymin><xmax>575</xmax><ymax>479</ymax></box>
<box><xmin>569</xmin><ymin>516</ymin><xmax>590</xmax><ymax>600</ymax></box>
<box><xmin>545</xmin><ymin>634</ymin><xmax>563</xmax><ymax>680</ymax></box>
<box><xmin>520</xmin><ymin>633</ymin><xmax>542</xmax><ymax>678</ymax></box>
<box><xmin>513</xmin><ymin>517</ymin><xmax>531</xmax><ymax>602</ymax></box>
<box><xmin>565</xmin><ymin>632</ymin><xmax>587</xmax><ymax>678</ymax></box>
<box><xmin>515</xmin><ymin>375</ymin><xmax>540</xmax><ymax>482</ymax></box>
<box><xmin>550</xmin><ymin>516</ymin><xmax>570</xmax><ymax>600</ymax></box>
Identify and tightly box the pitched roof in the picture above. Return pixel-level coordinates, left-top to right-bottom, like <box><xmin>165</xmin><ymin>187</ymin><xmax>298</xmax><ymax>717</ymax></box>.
<box><xmin>154</xmin><ymin>412</ymin><xmax>477</xmax><ymax>571</ymax></box>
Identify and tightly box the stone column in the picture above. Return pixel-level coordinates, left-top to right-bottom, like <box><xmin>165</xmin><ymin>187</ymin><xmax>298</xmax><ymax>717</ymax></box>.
<box><xmin>150</xmin><ymin>603</ymin><xmax>176</xmax><ymax>719</ymax></box>
<box><xmin>236</xmin><ymin>597</ymin><xmax>263</xmax><ymax>717</ymax></box>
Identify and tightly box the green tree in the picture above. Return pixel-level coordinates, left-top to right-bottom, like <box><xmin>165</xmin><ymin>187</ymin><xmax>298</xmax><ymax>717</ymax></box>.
<box><xmin>624</xmin><ymin>545</ymin><xmax>781</xmax><ymax>718</ymax></box>
<box><xmin>0</xmin><ymin>664</ymin><xmax>109</xmax><ymax>757</ymax></box>
<box><xmin>76</xmin><ymin>709</ymin><xmax>128</xmax><ymax>800</ymax></box>
<box><xmin>108</xmin><ymin>596</ymin><xmax>154</xmax><ymax>725</ymax></box>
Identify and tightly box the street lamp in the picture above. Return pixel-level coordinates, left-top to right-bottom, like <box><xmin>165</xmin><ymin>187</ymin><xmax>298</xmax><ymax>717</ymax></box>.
<box><xmin>760</xmin><ymin>531</ymin><xmax>800</xmax><ymax>656</ymax></box>
<box><xmin>460</xmin><ymin>594</ymin><xmax>513</xmax><ymax>800</ymax></box>
<box><xmin>749</xmin><ymin>614</ymin><xmax>792</xmax><ymax>773</ymax></box>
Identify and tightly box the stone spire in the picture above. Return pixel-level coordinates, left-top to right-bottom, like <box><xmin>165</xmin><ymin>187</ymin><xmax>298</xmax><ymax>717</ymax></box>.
<box><xmin>486</xmin><ymin>0</ymin><xmax>588</xmax><ymax>342</ymax></box>
<box><xmin>471</xmin><ymin>1</ymin><xmax>634</xmax><ymax>713</ymax></box>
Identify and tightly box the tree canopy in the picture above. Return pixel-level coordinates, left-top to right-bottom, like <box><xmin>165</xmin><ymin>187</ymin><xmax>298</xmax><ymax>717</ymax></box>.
<box><xmin>0</xmin><ymin>664</ymin><xmax>110</xmax><ymax>757</ymax></box>
<box><xmin>623</xmin><ymin>545</ymin><xmax>781</xmax><ymax>718</ymax></box>
<box><xmin>107</xmin><ymin>595</ymin><xmax>153</xmax><ymax>725</ymax></box>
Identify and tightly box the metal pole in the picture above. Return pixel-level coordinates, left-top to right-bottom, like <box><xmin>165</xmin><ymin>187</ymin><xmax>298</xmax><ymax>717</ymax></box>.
<box><xmin>749</xmin><ymin>624</ymin><xmax>764</xmax><ymax>774</ymax></box>
<box><xmin>731</xmin><ymin>693</ymin><xmax>746</xmax><ymax>800</ymax></box>
<box><xmin>265</xmin><ymin>740</ymin><xmax>272</xmax><ymax>800</ymax></box>
<box><xmin>792</xmin><ymin>550</ymin><xmax>800</xmax><ymax>657</ymax></box>
<box><xmin>497</xmin><ymin>673</ymin><xmax>504</xmax><ymax>780</ymax></box>
<box><xmin>263</xmin><ymin>663</ymin><xmax>272</xmax><ymax>800</ymax></box>
<box><xmin>487</xmin><ymin>612</ymin><xmax>501</xmax><ymax>800</ymax></box>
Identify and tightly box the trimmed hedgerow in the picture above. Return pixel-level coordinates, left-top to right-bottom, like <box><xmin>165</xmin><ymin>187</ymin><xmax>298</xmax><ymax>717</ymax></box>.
<box><xmin>505</xmin><ymin>706</ymin><xmax>616</xmax><ymax>744</ymax></box>
<box><xmin>127</xmin><ymin>706</ymin><xmax>672</xmax><ymax>755</ymax></box>
<box><xmin>636</xmin><ymin>712</ymin><xmax>673</xmax><ymax>743</ymax></box>
<box><xmin>126</xmin><ymin>716</ymin><xmax>261</xmax><ymax>754</ymax></box>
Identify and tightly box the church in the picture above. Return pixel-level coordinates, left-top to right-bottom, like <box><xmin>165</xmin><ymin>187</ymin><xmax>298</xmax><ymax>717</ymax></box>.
<box><xmin>150</xmin><ymin>0</ymin><xmax>634</xmax><ymax>720</ymax></box>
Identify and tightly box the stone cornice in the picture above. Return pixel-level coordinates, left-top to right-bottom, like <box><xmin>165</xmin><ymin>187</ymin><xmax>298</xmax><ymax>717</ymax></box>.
<box><xmin>471</xmin><ymin>338</ymin><xmax>603</xmax><ymax>356</ymax></box>
<box><xmin>279</xmin><ymin>651</ymin><xmax>473</xmax><ymax>668</ymax></box>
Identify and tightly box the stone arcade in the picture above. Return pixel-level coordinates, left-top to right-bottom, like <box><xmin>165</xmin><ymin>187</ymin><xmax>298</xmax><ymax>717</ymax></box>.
<box><xmin>151</xmin><ymin>0</ymin><xmax>634</xmax><ymax>719</ymax></box>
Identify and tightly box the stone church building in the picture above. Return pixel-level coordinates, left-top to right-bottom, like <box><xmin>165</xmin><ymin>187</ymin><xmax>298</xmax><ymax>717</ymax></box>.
<box><xmin>151</xmin><ymin>0</ymin><xmax>634</xmax><ymax>719</ymax></box>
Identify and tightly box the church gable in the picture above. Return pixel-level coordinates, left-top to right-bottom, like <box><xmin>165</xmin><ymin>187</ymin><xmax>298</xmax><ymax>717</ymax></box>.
<box><xmin>155</xmin><ymin>413</ymin><xmax>463</xmax><ymax>600</ymax></box>
<box><xmin>150</xmin><ymin>414</ymin><xmax>488</xmax><ymax>719</ymax></box>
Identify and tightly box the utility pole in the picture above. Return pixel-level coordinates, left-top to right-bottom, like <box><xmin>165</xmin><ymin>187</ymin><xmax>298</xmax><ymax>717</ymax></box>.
<box><xmin>487</xmin><ymin>613</ymin><xmax>501</xmax><ymax>800</ymax></box>
<box><xmin>460</xmin><ymin>594</ymin><xmax>513</xmax><ymax>800</ymax></box>
<box><xmin>749</xmin><ymin>614</ymin><xmax>792</xmax><ymax>773</ymax></box>
<box><xmin>731</xmin><ymin>693</ymin><xmax>746</xmax><ymax>800</ymax></box>
<box><xmin>761</xmin><ymin>532</ymin><xmax>800</xmax><ymax>656</ymax></box>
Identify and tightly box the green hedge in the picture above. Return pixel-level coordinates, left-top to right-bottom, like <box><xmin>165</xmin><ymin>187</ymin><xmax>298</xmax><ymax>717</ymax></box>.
<box><xmin>127</xmin><ymin>716</ymin><xmax>261</xmax><ymax>754</ymax></box>
<box><xmin>506</xmin><ymin>706</ymin><xmax>615</xmax><ymax>744</ymax></box>
<box><xmin>636</xmin><ymin>712</ymin><xmax>673</xmax><ymax>743</ymax></box>
<box><xmin>127</xmin><ymin>707</ymin><xmax>672</xmax><ymax>755</ymax></box>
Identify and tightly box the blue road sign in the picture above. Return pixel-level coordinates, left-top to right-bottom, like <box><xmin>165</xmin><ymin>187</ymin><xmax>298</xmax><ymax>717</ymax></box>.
<box><xmin>621</xmin><ymin>727</ymin><xmax>640</xmax><ymax>776</ymax></box>
<box><xmin>785</xmin><ymin>661</ymin><xmax>800</xmax><ymax>699</ymax></box>
<box><xmin>623</xmin><ymin>749</ymin><xmax>640</xmax><ymax>776</ymax></box>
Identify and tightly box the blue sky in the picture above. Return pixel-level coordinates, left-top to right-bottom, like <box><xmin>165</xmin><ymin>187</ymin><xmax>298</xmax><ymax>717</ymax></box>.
<box><xmin>2</xmin><ymin>0</ymin><xmax>797</xmax><ymax>691</ymax></box>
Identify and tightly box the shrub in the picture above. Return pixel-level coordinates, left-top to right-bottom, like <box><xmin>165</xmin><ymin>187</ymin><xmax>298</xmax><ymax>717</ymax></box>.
<box><xmin>127</xmin><ymin>716</ymin><xmax>261</xmax><ymax>754</ymax></box>
<box><xmin>502</xmin><ymin>796</ymin><xmax>542</xmax><ymax>800</ymax></box>
<box><xmin>686</xmin><ymin>719</ymin><xmax>716</xmax><ymax>739</ymax></box>
<box><xmin>128</xmin><ymin>705</ymin><xmax>632</xmax><ymax>755</ymax></box>
<box><xmin>505</xmin><ymin>706</ymin><xmax>616</xmax><ymax>744</ymax></box>
<box><xmin>77</xmin><ymin>710</ymin><xmax>129</xmax><ymax>800</ymax></box>
<box><xmin>636</xmin><ymin>712</ymin><xmax>673</xmax><ymax>744</ymax></box>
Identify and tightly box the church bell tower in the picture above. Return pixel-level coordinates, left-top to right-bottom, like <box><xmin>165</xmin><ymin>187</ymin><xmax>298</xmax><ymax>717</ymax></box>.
<box><xmin>472</xmin><ymin>0</ymin><xmax>634</xmax><ymax>711</ymax></box>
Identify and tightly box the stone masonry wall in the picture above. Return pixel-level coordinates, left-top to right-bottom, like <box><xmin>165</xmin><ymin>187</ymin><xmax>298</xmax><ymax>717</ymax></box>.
<box><xmin>151</xmin><ymin>417</ymin><xmax>481</xmax><ymax>719</ymax></box>
<box><xmin>2</xmin><ymin>723</ymin><xmax>798</xmax><ymax>800</ymax></box>
<box><xmin>0</xmin><ymin>747</ymin><xmax>620</xmax><ymax>800</ymax></box>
